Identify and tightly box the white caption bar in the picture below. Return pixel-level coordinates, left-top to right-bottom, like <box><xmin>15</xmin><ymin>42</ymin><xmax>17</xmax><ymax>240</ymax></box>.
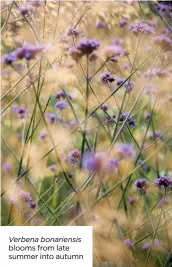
<box><xmin>0</xmin><ymin>226</ymin><xmax>92</xmax><ymax>267</ymax></box>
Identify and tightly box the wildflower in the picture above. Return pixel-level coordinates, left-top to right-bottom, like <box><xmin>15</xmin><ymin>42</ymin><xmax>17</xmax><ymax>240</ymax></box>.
<box><xmin>46</xmin><ymin>113</ymin><xmax>56</xmax><ymax>124</ymax></box>
<box><xmin>144</xmin><ymin>112</ymin><xmax>151</xmax><ymax>120</ymax></box>
<box><xmin>28</xmin><ymin>201</ymin><xmax>36</xmax><ymax>209</ymax></box>
<box><xmin>40</xmin><ymin>131</ymin><xmax>48</xmax><ymax>139</ymax></box>
<box><xmin>155</xmin><ymin>176</ymin><xmax>172</xmax><ymax>190</ymax></box>
<box><xmin>83</xmin><ymin>152</ymin><xmax>105</xmax><ymax>172</ymax></box>
<box><xmin>56</xmin><ymin>100</ymin><xmax>67</xmax><ymax>110</ymax></box>
<box><xmin>128</xmin><ymin>197</ymin><xmax>137</xmax><ymax>207</ymax></box>
<box><xmin>15</xmin><ymin>44</ymin><xmax>43</xmax><ymax>60</ymax></box>
<box><xmin>101</xmin><ymin>104</ymin><xmax>108</xmax><ymax>111</ymax></box>
<box><xmin>104</xmin><ymin>45</ymin><xmax>125</xmax><ymax>61</ymax></box>
<box><xmin>124</xmin><ymin>80</ymin><xmax>135</xmax><ymax>93</ymax></box>
<box><xmin>33</xmin><ymin>218</ymin><xmax>41</xmax><ymax>226</ymax></box>
<box><xmin>77</xmin><ymin>39</ymin><xmax>100</xmax><ymax>55</ymax></box>
<box><xmin>18</xmin><ymin>5</ymin><xmax>31</xmax><ymax>16</ymax></box>
<box><xmin>19</xmin><ymin>190</ymin><xmax>32</xmax><ymax>202</ymax></box>
<box><xmin>128</xmin><ymin>118</ymin><xmax>136</xmax><ymax>128</ymax></box>
<box><xmin>137</xmin><ymin>159</ymin><xmax>147</xmax><ymax>172</ymax></box>
<box><xmin>67</xmin><ymin>47</ymin><xmax>83</xmax><ymax>61</ymax></box>
<box><xmin>153</xmin><ymin>35</ymin><xmax>172</xmax><ymax>51</ymax></box>
<box><xmin>118</xmin><ymin>18</ymin><xmax>128</xmax><ymax>27</ymax></box>
<box><xmin>3</xmin><ymin>163</ymin><xmax>12</xmax><ymax>173</ymax></box>
<box><xmin>48</xmin><ymin>164</ymin><xmax>57</xmax><ymax>173</ymax></box>
<box><xmin>135</xmin><ymin>178</ymin><xmax>149</xmax><ymax>193</ymax></box>
<box><xmin>157</xmin><ymin>198</ymin><xmax>168</xmax><ymax>208</ymax></box>
<box><xmin>117</xmin><ymin>143</ymin><xmax>136</xmax><ymax>159</ymax></box>
<box><xmin>129</xmin><ymin>22</ymin><xmax>155</xmax><ymax>36</ymax></box>
<box><xmin>69</xmin><ymin>149</ymin><xmax>81</xmax><ymax>166</ymax></box>
<box><xmin>67</xmin><ymin>28</ymin><xmax>81</xmax><ymax>37</ymax></box>
<box><xmin>2</xmin><ymin>52</ymin><xmax>17</xmax><ymax>65</ymax></box>
<box><xmin>100</xmin><ymin>72</ymin><xmax>115</xmax><ymax>84</ymax></box>
<box><xmin>96</xmin><ymin>21</ymin><xmax>109</xmax><ymax>30</ymax></box>
<box><xmin>125</xmin><ymin>239</ymin><xmax>135</xmax><ymax>250</ymax></box>
<box><xmin>116</xmin><ymin>77</ymin><xmax>125</xmax><ymax>86</ymax></box>
<box><xmin>18</xmin><ymin>107</ymin><xmax>27</xmax><ymax>119</ymax></box>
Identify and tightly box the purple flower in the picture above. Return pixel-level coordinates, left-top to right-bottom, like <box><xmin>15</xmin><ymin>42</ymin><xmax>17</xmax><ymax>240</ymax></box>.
<box><xmin>137</xmin><ymin>159</ymin><xmax>147</xmax><ymax>172</ymax></box>
<box><xmin>128</xmin><ymin>197</ymin><xmax>137</xmax><ymax>207</ymax></box>
<box><xmin>135</xmin><ymin>178</ymin><xmax>149</xmax><ymax>193</ymax></box>
<box><xmin>67</xmin><ymin>47</ymin><xmax>83</xmax><ymax>61</ymax></box>
<box><xmin>69</xmin><ymin>149</ymin><xmax>81</xmax><ymax>166</ymax></box>
<box><xmin>100</xmin><ymin>72</ymin><xmax>115</xmax><ymax>84</ymax></box>
<box><xmin>106</xmin><ymin>159</ymin><xmax>119</xmax><ymax>173</ymax></box>
<box><xmin>15</xmin><ymin>44</ymin><xmax>43</xmax><ymax>60</ymax></box>
<box><xmin>117</xmin><ymin>143</ymin><xmax>136</xmax><ymax>159</ymax></box>
<box><xmin>101</xmin><ymin>104</ymin><xmax>108</xmax><ymax>111</ymax></box>
<box><xmin>48</xmin><ymin>164</ymin><xmax>57</xmax><ymax>172</ymax></box>
<box><xmin>77</xmin><ymin>39</ymin><xmax>100</xmax><ymax>55</ymax></box>
<box><xmin>67</xmin><ymin>28</ymin><xmax>81</xmax><ymax>37</ymax></box>
<box><xmin>2</xmin><ymin>52</ymin><xmax>17</xmax><ymax>65</ymax></box>
<box><xmin>28</xmin><ymin>201</ymin><xmax>36</xmax><ymax>209</ymax></box>
<box><xmin>18</xmin><ymin>5</ymin><xmax>31</xmax><ymax>16</ymax></box>
<box><xmin>129</xmin><ymin>22</ymin><xmax>155</xmax><ymax>36</ymax></box>
<box><xmin>3</xmin><ymin>163</ymin><xmax>12</xmax><ymax>173</ymax></box>
<box><xmin>46</xmin><ymin>113</ymin><xmax>56</xmax><ymax>124</ymax></box>
<box><xmin>128</xmin><ymin>118</ymin><xmax>136</xmax><ymax>128</ymax></box>
<box><xmin>116</xmin><ymin>77</ymin><xmax>125</xmax><ymax>86</ymax></box>
<box><xmin>18</xmin><ymin>107</ymin><xmax>27</xmax><ymax>119</ymax></box>
<box><xmin>83</xmin><ymin>152</ymin><xmax>104</xmax><ymax>172</ymax></box>
<box><xmin>157</xmin><ymin>198</ymin><xmax>168</xmax><ymax>208</ymax></box>
<box><xmin>155</xmin><ymin>176</ymin><xmax>172</xmax><ymax>190</ymax></box>
<box><xmin>144</xmin><ymin>112</ymin><xmax>151</xmax><ymax>120</ymax></box>
<box><xmin>153</xmin><ymin>35</ymin><xmax>172</xmax><ymax>51</ymax></box>
<box><xmin>56</xmin><ymin>100</ymin><xmax>67</xmax><ymax>110</ymax></box>
<box><xmin>124</xmin><ymin>80</ymin><xmax>135</xmax><ymax>93</ymax></box>
<box><xmin>40</xmin><ymin>131</ymin><xmax>48</xmax><ymax>139</ymax></box>
<box><xmin>125</xmin><ymin>239</ymin><xmax>135</xmax><ymax>250</ymax></box>
<box><xmin>19</xmin><ymin>190</ymin><xmax>32</xmax><ymax>202</ymax></box>
<box><xmin>96</xmin><ymin>22</ymin><xmax>109</xmax><ymax>30</ymax></box>
<box><xmin>118</xmin><ymin>18</ymin><xmax>128</xmax><ymax>27</ymax></box>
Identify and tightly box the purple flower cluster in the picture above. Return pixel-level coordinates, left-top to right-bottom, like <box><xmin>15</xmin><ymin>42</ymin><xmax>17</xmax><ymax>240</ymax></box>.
<box><xmin>2</xmin><ymin>44</ymin><xmax>43</xmax><ymax>65</ymax></box>
<box><xmin>117</xmin><ymin>143</ymin><xmax>136</xmax><ymax>159</ymax></box>
<box><xmin>125</xmin><ymin>239</ymin><xmax>135</xmax><ymax>250</ymax></box>
<box><xmin>100</xmin><ymin>72</ymin><xmax>115</xmax><ymax>84</ymax></box>
<box><xmin>48</xmin><ymin>164</ymin><xmax>57</xmax><ymax>173</ymax></box>
<box><xmin>129</xmin><ymin>22</ymin><xmax>156</xmax><ymax>36</ymax></box>
<box><xmin>155</xmin><ymin>176</ymin><xmax>172</xmax><ymax>190</ymax></box>
<box><xmin>69</xmin><ymin>149</ymin><xmax>81</xmax><ymax>166</ymax></box>
<box><xmin>124</xmin><ymin>80</ymin><xmax>135</xmax><ymax>93</ymax></box>
<box><xmin>55</xmin><ymin>90</ymin><xmax>72</xmax><ymax>100</ymax></box>
<box><xmin>119</xmin><ymin>112</ymin><xmax>136</xmax><ymax>128</ymax></box>
<box><xmin>77</xmin><ymin>39</ymin><xmax>100</xmax><ymax>55</ymax></box>
<box><xmin>56</xmin><ymin>100</ymin><xmax>68</xmax><ymax>110</ymax></box>
<box><xmin>135</xmin><ymin>178</ymin><xmax>149</xmax><ymax>193</ymax></box>
<box><xmin>153</xmin><ymin>35</ymin><xmax>172</xmax><ymax>51</ymax></box>
<box><xmin>118</xmin><ymin>18</ymin><xmax>128</xmax><ymax>27</ymax></box>
<box><xmin>46</xmin><ymin>113</ymin><xmax>56</xmax><ymax>124</ymax></box>
<box><xmin>19</xmin><ymin>190</ymin><xmax>36</xmax><ymax>209</ymax></box>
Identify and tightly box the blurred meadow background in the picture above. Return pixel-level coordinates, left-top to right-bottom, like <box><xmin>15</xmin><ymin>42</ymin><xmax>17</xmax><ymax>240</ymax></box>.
<box><xmin>1</xmin><ymin>0</ymin><xmax>172</xmax><ymax>266</ymax></box>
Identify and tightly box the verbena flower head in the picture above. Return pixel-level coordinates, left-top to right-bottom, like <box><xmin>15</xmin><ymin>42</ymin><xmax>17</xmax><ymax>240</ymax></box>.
<box><xmin>153</xmin><ymin>35</ymin><xmax>172</xmax><ymax>51</ymax></box>
<box><xmin>15</xmin><ymin>44</ymin><xmax>43</xmax><ymax>60</ymax></box>
<box><xmin>28</xmin><ymin>201</ymin><xmax>36</xmax><ymax>209</ymax></box>
<box><xmin>101</xmin><ymin>104</ymin><xmax>108</xmax><ymax>111</ymax></box>
<box><xmin>124</xmin><ymin>80</ymin><xmax>135</xmax><ymax>93</ymax></box>
<box><xmin>155</xmin><ymin>176</ymin><xmax>172</xmax><ymax>190</ymax></box>
<box><xmin>3</xmin><ymin>162</ymin><xmax>12</xmax><ymax>173</ymax></box>
<box><xmin>83</xmin><ymin>152</ymin><xmax>105</xmax><ymax>172</ymax></box>
<box><xmin>69</xmin><ymin>149</ymin><xmax>81</xmax><ymax>166</ymax></box>
<box><xmin>125</xmin><ymin>239</ymin><xmax>135</xmax><ymax>250</ymax></box>
<box><xmin>67</xmin><ymin>28</ymin><xmax>81</xmax><ymax>37</ymax></box>
<box><xmin>129</xmin><ymin>22</ymin><xmax>156</xmax><ymax>36</ymax></box>
<box><xmin>144</xmin><ymin>112</ymin><xmax>151</xmax><ymax>120</ymax></box>
<box><xmin>117</xmin><ymin>143</ymin><xmax>136</xmax><ymax>159</ymax></box>
<box><xmin>18</xmin><ymin>5</ymin><xmax>31</xmax><ymax>16</ymax></box>
<box><xmin>77</xmin><ymin>39</ymin><xmax>100</xmax><ymax>55</ymax></box>
<box><xmin>116</xmin><ymin>77</ymin><xmax>125</xmax><ymax>86</ymax></box>
<box><xmin>18</xmin><ymin>107</ymin><xmax>27</xmax><ymax>119</ymax></box>
<box><xmin>19</xmin><ymin>190</ymin><xmax>32</xmax><ymax>202</ymax></box>
<box><xmin>48</xmin><ymin>164</ymin><xmax>57</xmax><ymax>172</ymax></box>
<box><xmin>137</xmin><ymin>159</ymin><xmax>147</xmax><ymax>172</ymax></box>
<box><xmin>100</xmin><ymin>72</ymin><xmax>115</xmax><ymax>84</ymax></box>
<box><xmin>2</xmin><ymin>52</ymin><xmax>17</xmax><ymax>65</ymax></box>
<box><xmin>128</xmin><ymin>197</ymin><xmax>137</xmax><ymax>207</ymax></box>
<box><xmin>135</xmin><ymin>178</ymin><xmax>149</xmax><ymax>193</ymax></box>
<box><xmin>118</xmin><ymin>18</ymin><xmax>128</xmax><ymax>27</ymax></box>
<box><xmin>56</xmin><ymin>100</ymin><xmax>67</xmax><ymax>110</ymax></box>
<box><xmin>128</xmin><ymin>118</ymin><xmax>136</xmax><ymax>128</ymax></box>
<box><xmin>46</xmin><ymin>113</ymin><xmax>56</xmax><ymax>124</ymax></box>
<box><xmin>158</xmin><ymin>198</ymin><xmax>168</xmax><ymax>208</ymax></box>
<box><xmin>40</xmin><ymin>131</ymin><xmax>48</xmax><ymax>139</ymax></box>
<box><xmin>67</xmin><ymin>47</ymin><xmax>83</xmax><ymax>61</ymax></box>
